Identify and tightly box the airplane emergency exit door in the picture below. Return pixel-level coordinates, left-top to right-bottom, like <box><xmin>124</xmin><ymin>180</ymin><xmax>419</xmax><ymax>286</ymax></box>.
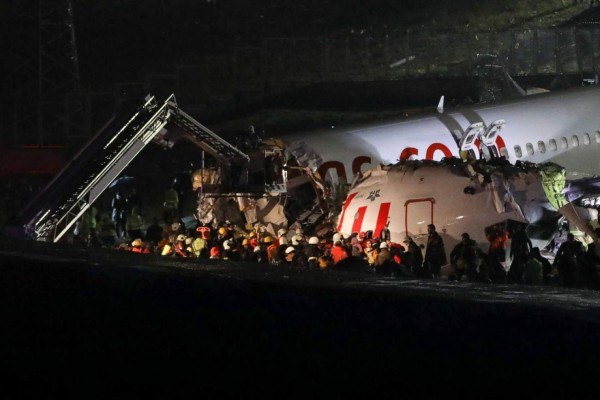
<box><xmin>404</xmin><ymin>198</ymin><xmax>435</xmax><ymax>245</ymax></box>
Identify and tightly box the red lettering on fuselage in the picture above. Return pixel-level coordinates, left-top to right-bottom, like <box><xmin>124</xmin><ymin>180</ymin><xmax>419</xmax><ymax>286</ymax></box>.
<box><xmin>352</xmin><ymin>156</ymin><xmax>371</xmax><ymax>176</ymax></box>
<box><xmin>322</xmin><ymin>134</ymin><xmax>507</xmax><ymax>185</ymax></box>
<box><xmin>425</xmin><ymin>143</ymin><xmax>453</xmax><ymax>160</ymax></box>
<box><xmin>400</xmin><ymin>147</ymin><xmax>419</xmax><ymax>161</ymax></box>
<box><xmin>317</xmin><ymin>161</ymin><xmax>347</xmax><ymax>183</ymax></box>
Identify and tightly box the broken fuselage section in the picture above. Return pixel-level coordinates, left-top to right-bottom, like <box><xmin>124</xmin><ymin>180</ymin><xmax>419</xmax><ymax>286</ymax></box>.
<box><xmin>185</xmin><ymin>137</ymin><xmax>334</xmax><ymax>237</ymax></box>
<box><xmin>335</xmin><ymin>158</ymin><xmax>591</xmax><ymax>262</ymax></box>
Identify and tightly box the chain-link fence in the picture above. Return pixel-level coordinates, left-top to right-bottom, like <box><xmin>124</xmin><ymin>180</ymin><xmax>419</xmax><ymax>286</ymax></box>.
<box><xmin>7</xmin><ymin>26</ymin><xmax>600</xmax><ymax>146</ymax></box>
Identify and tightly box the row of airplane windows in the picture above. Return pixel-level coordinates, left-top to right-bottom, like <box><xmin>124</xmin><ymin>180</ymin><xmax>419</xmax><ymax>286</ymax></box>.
<box><xmin>514</xmin><ymin>131</ymin><xmax>600</xmax><ymax>158</ymax></box>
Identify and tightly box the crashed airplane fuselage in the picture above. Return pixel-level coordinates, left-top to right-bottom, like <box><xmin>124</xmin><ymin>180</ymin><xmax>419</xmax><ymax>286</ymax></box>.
<box><xmin>335</xmin><ymin>159</ymin><xmax>572</xmax><ymax>261</ymax></box>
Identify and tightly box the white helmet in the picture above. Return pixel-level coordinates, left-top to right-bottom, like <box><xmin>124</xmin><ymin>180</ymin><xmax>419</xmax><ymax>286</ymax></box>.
<box><xmin>332</xmin><ymin>233</ymin><xmax>341</xmax><ymax>242</ymax></box>
<box><xmin>176</xmin><ymin>234</ymin><xmax>186</xmax><ymax>242</ymax></box>
<box><xmin>308</xmin><ymin>236</ymin><xmax>319</xmax><ymax>245</ymax></box>
<box><xmin>285</xmin><ymin>246</ymin><xmax>296</xmax><ymax>254</ymax></box>
<box><xmin>279</xmin><ymin>237</ymin><xmax>288</xmax><ymax>245</ymax></box>
<box><xmin>185</xmin><ymin>237</ymin><xmax>193</xmax><ymax>245</ymax></box>
<box><xmin>380</xmin><ymin>242</ymin><xmax>388</xmax><ymax>249</ymax></box>
<box><xmin>277</xmin><ymin>228</ymin><xmax>287</xmax><ymax>237</ymax></box>
<box><xmin>223</xmin><ymin>239</ymin><xmax>232</xmax><ymax>250</ymax></box>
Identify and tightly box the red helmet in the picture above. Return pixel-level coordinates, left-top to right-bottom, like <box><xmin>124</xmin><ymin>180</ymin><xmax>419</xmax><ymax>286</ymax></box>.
<box><xmin>210</xmin><ymin>246</ymin><xmax>220</xmax><ymax>257</ymax></box>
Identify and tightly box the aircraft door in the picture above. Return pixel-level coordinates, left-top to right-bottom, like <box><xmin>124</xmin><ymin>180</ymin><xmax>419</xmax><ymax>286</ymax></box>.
<box><xmin>404</xmin><ymin>198</ymin><xmax>435</xmax><ymax>245</ymax></box>
<box><xmin>480</xmin><ymin>119</ymin><xmax>506</xmax><ymax>159</ymax></box>
<box><xmin>459</xmin><ymin>122</ymin><xmax>484</xmax><ymax>160</ymax></box>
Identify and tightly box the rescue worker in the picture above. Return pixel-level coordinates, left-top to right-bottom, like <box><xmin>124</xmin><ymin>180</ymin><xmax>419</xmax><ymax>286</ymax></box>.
<box><xmin>275</xmin><ymin>236</ymin><xmax>288</xmax><ymax>265</ymax></box>
<box><xmin>111</xmin><ymin>190</ymin><xmax>129</xmax><ymax>239</ymax></box>
<box><xmin>305</xmin><ymin>236</ymin><xmax>321</xmax><ymax>269</ymax></box>
<box><xmin>284</xmin><ymin>246</ymin><xmax>296</xmax><ymax>265</ymax></box>
<box><xmin>277</xmin><ymin>228</ymin><xmax>288</xmax><ymax>245</ymax></box>
<box><xmin>318</xmin><ymin>255</ymin><xmax>334</xmax><ymax>270</ymax></box>
<box><xmin>160</xmin><ymin>239</ymin><xmax>173</xmax><ymax>256</ymax></box>
<box><xmin>126</xmin><ymin>206</ymin><xmax>144</xmax><ymax>240</ymax></box>
<box><xmin>349</xmin><ymin>236</ymin><xmax>364</xmax><ymax>258</ymax></box>
<box><xmin>164</xmin><ymin>219</ymin><xmax>185</xmax><ymax>242</ymax></box>
<box><xmin>403</xmin><ymin>236</ymin><xmax>424</xmax><ymax>277</ymax></box>
<box><xmin>486</xmin><ymin>226</ymin><xmax>509</xmax><ymax>283</ymax></box>
<box><xmin>449</xmin><ymin>233</ymin><xmax>483</xmax><ymax>282</ymax></box>
<box><xmin>331</xmin><ymin>240</ymin><xmax>349</xmax><ymax>265</ymax></box>
<box><xmin>554</xmin><ymin>233</ymin><xmax>585</xmax><ymax>287</ymax></box>
<box><xmin>131</xmin><ymin>238</ymin><xmax>144</xmax><ymax>253</ymax></box>
<box><xmin>254</xmin><ymin>244</ymin><xmax>268</xmax><ymax>264</ymax></box>
<box><xmin>222</xmin><ymin>239</ymin><xmax>233</xmax><ymax>260</ymax></box>
<box><xmin>240</xmin><ymin>238</ymin><xmax>257</xmax><ymax>262</ymax></box>
<box><xmin>423</xmin><ymin>224</ymin><xmax>447</xmax><ymax>279</ymax></box>
<box><xmin>265</xmin><ymin>236</ymin><xmax>279</xmax><ymax>265</ymax></box>
<box><xmin>508</xmin><ymin>224</ymin><xmax>532</xmax><ymax>284</ymax></box>
<box><xmin>173</xmin><ymin>234</ymin><xmax>188</xmax><ymax>257</ymax></box>
<box><xmin>209</xmin><ymin>246</ymin><xmax>221</xmax><ymax>259</ymax></box>
<box><xmin>364</xmin><ymin>240</ymin><xmax>378</xmax><ymax>267</ymax></box>
<box><xmin>375</xmin><ymin>242</ymin><xmax>393</xmax><ymax>274</ymax></box>
<box><xmin>216</xmin><ymin>226</ymin><xmax>231</xmax><ymax>248</ymax></box>
<box><xmin>191</xmin><ymin>231</ymin><xmax>207</xmax><ymax>258</ymax></box>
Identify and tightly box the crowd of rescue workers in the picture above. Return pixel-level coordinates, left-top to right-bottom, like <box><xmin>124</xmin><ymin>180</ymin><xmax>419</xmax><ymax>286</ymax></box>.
<box><xmin>2</xmin><ymin>177</ymin><xmax>599</xmax><ymax>289</ymax></box>
<box><xmin>62</xmin><ymin>184</ymin><xmax>600</xmax><ymax>290</ymax></box>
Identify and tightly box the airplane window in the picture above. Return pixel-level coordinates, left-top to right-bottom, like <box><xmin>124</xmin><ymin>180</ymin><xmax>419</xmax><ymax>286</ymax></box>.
<box><xmin>537</xmin><ymin>141</ymin><xmax>546</xmax><ymax>153</ymax></box>
<box><xmin>549</xmin><ymin>139</ymin><xmax>557</xmax><ymax>151</ymax></box>
<box><xmin>571</xmin><ymin>135</ymin><xmax>579</xmax><ymax>147</ymax></box>
<box><xmin>514</xmin><ymin>145</ymin><xmax>522</xmax><ymax>158</ymax></box>
<box><xmin>596</xmin><ymin>131</ymin><xmax>600</xmax><ymax>144</ymax></box>
<box><xmin>584</xmin><ymin>133</ymin><xmax>591</xmax><ymax>145</ymax></box>
<box><xmin>560</xmin><ymin>137</ymin><xmax>568</xmax><ymax>149</ymax></box>
<box><xmin>526</xmin><ymin>143</ymin><xmax>534</xmax><ymax>156</ymax></box>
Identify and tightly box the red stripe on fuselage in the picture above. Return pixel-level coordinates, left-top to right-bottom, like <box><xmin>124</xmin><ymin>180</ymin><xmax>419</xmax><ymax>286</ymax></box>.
<box><xmin>351</xmin><ymin>206</ymin><xmax>367</xmax><ymax>234</ymax></box>
<box><xmin>337</xmin><ymin>192</ymin><xmax>358</xmax><ymax>232</ymax></box>
<box><xmin>374</xmin><ymin>202</ymin><xmax>391</xmax><ymax>238</ymax></box>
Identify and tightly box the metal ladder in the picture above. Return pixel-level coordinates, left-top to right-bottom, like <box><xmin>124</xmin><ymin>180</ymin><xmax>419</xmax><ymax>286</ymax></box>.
<box><xmin>25</xmin><ymin>94</ymin><xmax>248</xmax><ymax>242</ymax></box>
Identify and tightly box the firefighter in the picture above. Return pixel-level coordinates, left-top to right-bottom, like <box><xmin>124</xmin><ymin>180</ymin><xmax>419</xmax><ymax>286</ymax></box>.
<box><xmin>173</xmin><ymin>234</ymin><xmax>188</xmax><ymax>257</ymax></box>
<box><xmin>131</xmin><ymin>238</ymin><xmax>144</xmax><ymax>253</ymax></box>
<box><xmin>305</xmin><ymin>236</ymin><xmax>321</xmax><ymax>269</ymax></box>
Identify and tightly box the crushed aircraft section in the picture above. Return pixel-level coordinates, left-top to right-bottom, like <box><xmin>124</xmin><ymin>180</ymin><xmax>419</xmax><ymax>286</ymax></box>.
<box><xmin>337</xmin><ymin>157</ymin><xmax>598</xmax><ymax>252</ymax></box>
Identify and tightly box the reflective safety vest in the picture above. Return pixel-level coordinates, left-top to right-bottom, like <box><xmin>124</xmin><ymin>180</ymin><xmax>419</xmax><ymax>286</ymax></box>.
<box><xmin>191</xmin><ymin>238</ymin><xmax>206</xmax><ymax>257</ymax></box>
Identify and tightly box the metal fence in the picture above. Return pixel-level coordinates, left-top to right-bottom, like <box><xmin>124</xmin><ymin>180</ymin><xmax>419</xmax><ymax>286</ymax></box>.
<box><xmin>8</xmin><ymin>26</ymin><xmax>600</xmax><ymax>146</ymax></box>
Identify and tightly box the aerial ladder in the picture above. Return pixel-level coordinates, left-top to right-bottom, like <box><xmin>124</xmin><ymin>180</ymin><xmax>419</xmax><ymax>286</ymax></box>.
<box><xmin>22</xmin><ymin>94</ymin><xmax>249</xmax><ymax>242</ymax></box>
